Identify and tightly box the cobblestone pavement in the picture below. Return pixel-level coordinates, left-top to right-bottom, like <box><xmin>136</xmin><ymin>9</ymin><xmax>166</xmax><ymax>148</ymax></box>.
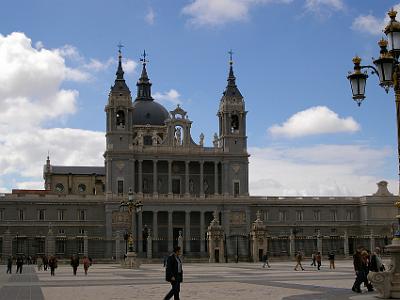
<box><xmin>0</xmin><ymin>259</ymin><xmax>385</xmax><ymax>300</ymax></box>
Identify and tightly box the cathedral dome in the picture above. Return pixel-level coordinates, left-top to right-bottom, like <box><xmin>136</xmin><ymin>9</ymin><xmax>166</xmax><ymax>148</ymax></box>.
<box><xmin>132</xmin><ymin>99</ymin><xmax>169</xmax><ymax>126</ymax></box>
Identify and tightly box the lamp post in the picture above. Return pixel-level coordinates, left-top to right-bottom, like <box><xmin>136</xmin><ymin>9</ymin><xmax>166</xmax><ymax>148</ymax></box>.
<box><xmin>347</xmin><ymin>8</ymin><xmax>400</xmax><ymax>298</ymax></box>
<box><xmin>120</xmin><ymin>188</ymin><xmax>143</xmax><ymax>254</ymax></box>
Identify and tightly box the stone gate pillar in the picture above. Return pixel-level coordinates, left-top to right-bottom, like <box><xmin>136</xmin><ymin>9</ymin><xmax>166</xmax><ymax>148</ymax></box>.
<box><xmin>46</xmin><ymin>226</ymin><xmax>55</xmax><ymax>257</ymax></box>
<box><xmin>249</xmin><ymin>211</ymin><xmax>268</xmax><ymax>262</ymax></box>
<box><xmin>83</xmin><ymin>231</ymin><xmax>89</xmax><ymax>257</ymax></box>
<box><xmin>317</xmin><ymin>232</ymin><xmax>323</xmax><ymax>256</ymax></box>
<box><xmin>289</xmin><ymin>231</ymin><xmax>295</xmax><ymax>257</ymax></box>
<box><xmin>2</xmin><ymin>228</ymin><xmax>12</xmax><ymax>260</ymax></box>
<box><xmin>343</xmin><ymin>230</ymin><xmax>349</xmax><ymax>258</ymax></box>
<box><xmin>207</xmin><ymin>212</ymin><xmax>225</xmax><ymax>263</ymax></box>
<box><xmin>147</xmin><ymin>229</ymin><xmax>153</xmax><ymax>259</ymax></box>
<box><xmin>370</xmin><ymin>230</ymin><xmax>375</xmax><ymax>252</ymax></box>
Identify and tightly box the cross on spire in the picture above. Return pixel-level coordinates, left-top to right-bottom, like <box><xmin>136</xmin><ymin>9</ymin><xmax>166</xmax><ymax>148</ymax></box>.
<box><xmin>228</xmin><ymin>49</ymin><xmax>234</xmax><ymax>64</ymax></box>
<box><xmin>140</xmin><ymin>49</ymin><xmax>149</xmax><ymax>65</ymax></box>
<box><xmin>117</xmin><ymin>42</ymin><xmax>124</xmax><ymax>54</ymax></box>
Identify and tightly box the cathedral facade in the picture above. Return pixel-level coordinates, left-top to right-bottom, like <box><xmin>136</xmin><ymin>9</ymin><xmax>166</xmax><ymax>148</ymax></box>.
<box><xmin>0</xmin><ymin>51</ymin><xmax>397</xmax><ymax>261</ymax></box>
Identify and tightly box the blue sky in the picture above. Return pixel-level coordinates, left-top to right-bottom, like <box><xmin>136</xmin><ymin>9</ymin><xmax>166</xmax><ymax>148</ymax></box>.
<box><xmin>0</xmin><ymin>0</ymin><xmax>398</xmax><ymax>196</ymax></box>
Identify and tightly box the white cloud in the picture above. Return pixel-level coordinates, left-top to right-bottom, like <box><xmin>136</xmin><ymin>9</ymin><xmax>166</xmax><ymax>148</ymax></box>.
<box><xmin>304</xmin><ymin>0</ymin><xmax>344</xmax><ymax>16</ymax></box>
<box><xmin>153</xmin><ymin>89</ymin><xmax>183</xmax><ymax>106</ymax></box>
<box><xmin>122</xmin><ymin>59</ymin><xmax>138</xmax><ymax>74</ymax></box>
<box><xmin>0</xmin><ymin>32</ymin><xmax>106</xmax><ymax>192</ymax></box>
<box><xmin>351</xmin><ymin>4</ymin><xmax>400</xmax><ymax>35</ymax></box>
<box><xmin>268</xmin><ymin>106</ymin><xmax>360</xmax><ymax>138</ymax></box>
<box><xmin>145</xmin><ymin>7</ymin><xmax>155</xmax><ymax>25</ymax></box>
<box><xmin>182</xmin><ymin>0</ymin><xmax>292</xmax><ymax>27</ymax></box>
<box><xmin>249</xmin><ymin>144</ymin><xmax>396</xmax><ymax>196</ymax></box>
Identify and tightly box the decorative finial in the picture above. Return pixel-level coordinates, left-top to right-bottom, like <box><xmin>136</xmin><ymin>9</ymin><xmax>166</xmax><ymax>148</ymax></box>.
<box><xmin>388</xmin><ymin>8</ymin><xmax>397</xmax><ymax>19</ymax></box>
<box><xmin>228</xmin><ymin>49</ymin><xmax>234</xmax><ymax>65</ymax></box>
<box><xmin>378</xmin><ymin>38</ymin><xmax>388</xmax><ymax>48</ymax></box>
<box><xmin>47</xmin><ymin>150</ymin><xmax>50</xmax><ymax>160</ymax></box>
<box><xmin>140</xmin><ymin>49</ymin><xmax>149</xmax><ymax>65</ymax></box>
<box><xmin>117</xmin><ymin>42</ymin><xmax>124</xmax><ymax>54</ymax></box>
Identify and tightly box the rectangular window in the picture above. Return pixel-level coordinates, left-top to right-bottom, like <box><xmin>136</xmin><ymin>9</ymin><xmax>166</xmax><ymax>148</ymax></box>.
<box><xmin>330</xmin><ymin>210</ymin><xmax>337</xmax><ymax>221</ymax></box>
<box><xmin>279</xmin><ymin>211</ymin><xmax>287</xmax><ymax>222</ymax></box>
<box><xmin>38</xmin><ymin>209</ymin><xmax>46</xmax><ymax>221</ymax></box>
<box><xmin>18</xmin><ymin>209</ymin><xmax>24</xmax><ymax>221</ymax></box>
<box><xmin>78</xmin><ymin>210</ymin><xmax>86</xmax><ymax>221</ymax></box>
<box><xmin>313</xmin><ymin>210</ymin><xmax>320</xmax><ymax>221</ymax></box>
<box><xmin>315</xmin><ymin>228</ymin><xmax>320</xmax><ymax>235</ymax></box>
<box><xmin>56</xmin><ymin>240</ymin><xmax>66</xmax><ymax>254</ymax></box>
<box><xmin>58</xmin><ymin>229</ymin><xmax>65</xmax><ymax>235</ymax></box>
<box><xmin>58</xmin><ymin>210</ymin><xmax>65</xmax><ymax>221</ymax></box>
<box><xmin>79</xmin><ymin>228</ymin><xmax>85</xmax><ymax>235</ymax></box>
<box><xmin>296</xmin><ymin>210</ymin><xmax>304</xmax><ymax>221</ymax></box>
<box><xmin>264</xmin><ymin>210</ymin><xmax>269</xmax><ymax>221</ymax></box>
<box><xmin>346</xmin><ymin>210</ymin><xmax>354</xmax><ymax>221</ymax></box>
<box><xmin>0</xmin><ymin>209</ymin><xmax>4</xmax><ymax>220</ymax></box>
<box><xmin>233</xmin><ymin>181</ymin><xmax>240</xmax><ymax>197</ymax></box>
<box><xmin>117</xmin><ymin>180</ymin><xmax>124</xmax><ymax>194</ymax></box>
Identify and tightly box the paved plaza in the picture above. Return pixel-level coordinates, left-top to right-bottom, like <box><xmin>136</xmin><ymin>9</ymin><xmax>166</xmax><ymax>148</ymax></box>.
<box><xmin>0</xmin><ymin>259</ymin><xmax>385</xmax><ymax>300</ymax></box>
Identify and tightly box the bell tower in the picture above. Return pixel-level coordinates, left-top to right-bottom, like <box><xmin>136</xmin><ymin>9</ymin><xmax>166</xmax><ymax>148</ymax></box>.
<box><xmin>218</xmin><ymin>51</ymin><xmax>247</xmax><ymax>154</ymax></box>
<box><xmin>104</xmin><ymin>47</ymin><xmax>133</xmax><ymax>195</ymax></box>
<box><xmin>218</xmin><ymin>52</ymin><xmax>249</xmax><ymax>196</ymax></box>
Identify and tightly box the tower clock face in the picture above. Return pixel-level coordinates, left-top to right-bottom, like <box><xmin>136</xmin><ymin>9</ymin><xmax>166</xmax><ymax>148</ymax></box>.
<box><xmin>78</xmin><ymin>184</ymin><xmax>86</xmax><ymax>192</ymax></box>
<box><xmin>55</xmin><ymin>183</ymin><xmax>64</xmax><ymax>192</ymax></box>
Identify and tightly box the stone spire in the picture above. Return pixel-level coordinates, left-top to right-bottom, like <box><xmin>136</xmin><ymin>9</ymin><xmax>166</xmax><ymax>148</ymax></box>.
<box><xmin>111</xmin><ymin>46</ymin><xmax>130</xmax><ymax>93</ymax></box>
<box><xmin>222</xmin><ymin>50</ymin><xmax>242</xmax><ymax>98</ymax></box>
<box><xmin>136</xmin><ymin>50</ymin><xmax>153</xmax><ymax>101</ymax></box>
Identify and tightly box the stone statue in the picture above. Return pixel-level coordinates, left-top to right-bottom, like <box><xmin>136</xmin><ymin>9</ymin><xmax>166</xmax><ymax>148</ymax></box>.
<box><xmin>175</xmin><ymin>127</ymin><xmax>182</xmax><ymax>145</ymax></box>
<box><xmin>199</xmin><ymin>133</ymin><xmax>204</xmax><ymax>146</ymax></box>
<box><xmin>128</xmin><ymin>234</ymin><xmax>134</xmax><ymax>252</ymax></box>
<box><xmin>213</xmin><ymin>133</ymin><xmax>219</xmax><ymax>147</ymax></box>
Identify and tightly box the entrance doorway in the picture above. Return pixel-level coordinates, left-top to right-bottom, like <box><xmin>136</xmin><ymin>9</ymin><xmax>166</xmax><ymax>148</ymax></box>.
<box><xmin>215</xmin><ymin>249</ymin><xmax>220</xmax><ymax>262</ymax></box>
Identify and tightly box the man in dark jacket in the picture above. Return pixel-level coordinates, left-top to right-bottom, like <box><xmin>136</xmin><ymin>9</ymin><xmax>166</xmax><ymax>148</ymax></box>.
<box><xmin>16</xmin><ymin>256</ymin><xmax>23</xmax><ymax>274</ymax></box>
<box><xmin>164</xmin><ymin>246</ymin><xmax>183</xmax><ymax>300</ymax></box>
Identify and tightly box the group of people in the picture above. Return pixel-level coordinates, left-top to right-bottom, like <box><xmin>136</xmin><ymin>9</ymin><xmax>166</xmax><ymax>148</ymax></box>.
<box><xmin>309</xmin><ymin>251</ymin><xmax>336</xmax><ymax>270</ymax></box>
<box><xmin>352</xmin><ymin>246</ymin><xmax>384</xmax><ymax>293</ymax></box>
<box><xmin>5</xmin><ymin>254</ymin><xmax>92</xmax><ymax>276</ymax></box>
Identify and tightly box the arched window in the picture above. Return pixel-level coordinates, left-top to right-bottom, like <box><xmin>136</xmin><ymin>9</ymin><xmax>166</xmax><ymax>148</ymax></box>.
<box><xmin>231</xmin><ymin>114</ymin><xmax>239</xmax><ymax>132</ymax></box>
<box><xmin>116</xmin><ymin>110</ymin><xmax>125</xmax><ymax>127</ymax></box>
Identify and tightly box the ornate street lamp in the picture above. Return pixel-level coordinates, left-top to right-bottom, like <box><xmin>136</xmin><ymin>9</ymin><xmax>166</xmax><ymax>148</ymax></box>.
<box><xmin>120</xmin><ymin>188</ymin><xmax>143</xmax><ymax>253</ymax></box>
<box><xmin>347</xmin><ymin>8</ymin><xmax>400</xmax><ymax>298</ymax></box>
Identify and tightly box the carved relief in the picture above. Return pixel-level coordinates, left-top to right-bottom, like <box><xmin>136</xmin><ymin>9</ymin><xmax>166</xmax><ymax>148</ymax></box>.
<box><xmin>230</xmin><ymin>211</ymin><xmax>246</xmax><ymax>225</ymax></box>
<box><xmin>232</xmin><ymin>164</ymin><xmax>240</xmax><ymax>174</ymax></box>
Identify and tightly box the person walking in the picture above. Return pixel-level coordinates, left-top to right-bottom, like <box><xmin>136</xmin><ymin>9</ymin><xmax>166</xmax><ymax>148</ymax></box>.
<box><xmin>70</xmin><ymin>255</ymin><xmax>79</xmax><ymax>276</ymax></box>
<box><xmin>316</xmin><ymin>252</ymin><xmax>322</xmax><ymax>270</ymax></box>
<box><xmin>6</xmin><ymin>256</ymin><xmax>12</xmax><ymax>274</ymax></box>
<box><xmin>352</xmin><ymin>248</ymin><xmax>373</xmax><ymax>293</ymax></box>
<box><xmin>37</xmin><ymin>256</ymin><xmax>43</xmax><ymax>271</ymax></box>
<box><xmin>16</xmin><ymin>256</ymin><xmax>23</xmax><ymax>274</ymax></box>
<box><xmin>294</xmin><ymin>252</ymin><xmax>305</xmax><ymax>271</ymax></box>
<box><xmin>42</xmin><ymin>255</ymin><xmax>48</xmax><ymax>271</ymax></box>
<box><xmin>262</xmin><ymin>252</ymin><xmax>271</xmax><ymax>268</ymax></box>
<box><xmin>48</xmin><ymin>256</ymin><xmax>57</xmax><ymax>276</ymax></box>
<box><xmin>311</xmin><ymin>251</ymin><xmax>316</xmax><ymax>266</ymax></box>
<box><xmin>328</xmin><ymin>251</ymin><xmax>335</xmax><ymax>269</ymax></box>
<box><xmin>164</xmin><ymin>246</ymin><xmax>183</xmax><ymax>300</ymax></box>
<box><xmin>83</xmin><ymin>256</ymin><xmax>90</xmax><ymax>275</ymax></box>
<box><xmin>370</xmin><ymin>247</ymin><xmax>385</xmax><ymax>272</ymax></box>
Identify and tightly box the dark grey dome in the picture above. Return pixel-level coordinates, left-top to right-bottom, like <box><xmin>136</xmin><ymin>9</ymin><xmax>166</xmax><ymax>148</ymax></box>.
<box><xmin>132</xmin><ymin>100</ymin><xmax>170</xmax><ymax>126</ymax></box>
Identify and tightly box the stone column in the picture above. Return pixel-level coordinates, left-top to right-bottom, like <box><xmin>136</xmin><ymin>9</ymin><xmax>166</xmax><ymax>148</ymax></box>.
<box><xmin>46</xmin><ymin>227</ymin><xmax>55</xmax><ymax>257</ymax></box>
<box><xmin>317</xmin><ymin>233</ymin><xmax>323</xmax><ymax>256</ymax></box>
<box><xmin>200</xmin><ymin>161</ymin><xmax>204</xmax><ymax>197</ymax></box>
<box><xmin>185</xmin><ymin>161</ymin><xmax>190</xmax><ymax>196</ymax></box>
<box><xmin>131</xmin><ymin>159</ymin><xmax>135</xmax><ymax>194</ymax></box>
<box><xmin>152</xmin><ymin>211</ymin><xmax>158</xmax><ymax>251</ymax></box>
<box><xmin>138</xmin><ymin>211</ymin><xmax>143</xmax><ymax>254</ymax></box>
<box><xmin>185</xmin><ymin>211</ymin><xmax>191</xmax><ymax>253</ymax></box>
<box><xmin>343</xmin><ymin>230</ymin><xmax>349</xmax><ymax>258</ymax></box>
<box><xmin>153</xmin><ymin>160</ymin><xmax>158</xmax><ymax>196</ymax></box>
<box><xmin>250</xmin><ymin>211</ymin><xmax>268</xmax><ymax>262</ymax></box>
<box><xmin>200</xmin><ymin>211</ymin><xmax>205</xmax><ymax>254</ymax></box>
<box><xmin>214</xmin><ymin>161</ymin><xmax>219</xmax><ymax>195</ymax></box>
<box><xmin>168</xmin><ymin>211</ymin><xmax>173</xmax><ymax>252</ymax></box>
<box><xmin>2</xmin><ymin>229</ymin><xmax>12</xmax><ymax>260</ymax></box>
<box><xmin>115</xmin><ymin>231</ymin><xmax>121</xmax><ymax>260</ymax></box>
<box><xmin>289</xmin><ymin>232</ymin><xmax>295</xmax><ymax>257</ymax></box>
<box><xmin>138</xmin><ymin>160</ymin><xmax>143</xmax><ymax>194</ymax></box>
<box><xmin>106</xmin><ymin>159</ymin><xmax>112</xmax><ymax>192</ymax></box>
<box><xmin>147</xmin><ymin>230</ymin><xmax>153</xmax><ymax>259</ymax></box>
<box><xmin>370</xmin><ymin>229</ymin><xmax>375</xmax><ymax>252</ymax></box>
<box><xmin>168</xmin><ymin>160</ymin><xmax>172</xmax><ymax>195</ymax></box>
<box><xmin>105</xmin><ymin>207</ymin><xmax>113</xmax><ymax>258</ymax></box>
<box><xmin>131</xmin><ymin>212</ymin><xmax>137</xmax><ymax>252</ymax></box>
<box><xmin>83</xmin><ymin>231</ymin><xmax>89</xmax><ymax>257</ymax></box>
